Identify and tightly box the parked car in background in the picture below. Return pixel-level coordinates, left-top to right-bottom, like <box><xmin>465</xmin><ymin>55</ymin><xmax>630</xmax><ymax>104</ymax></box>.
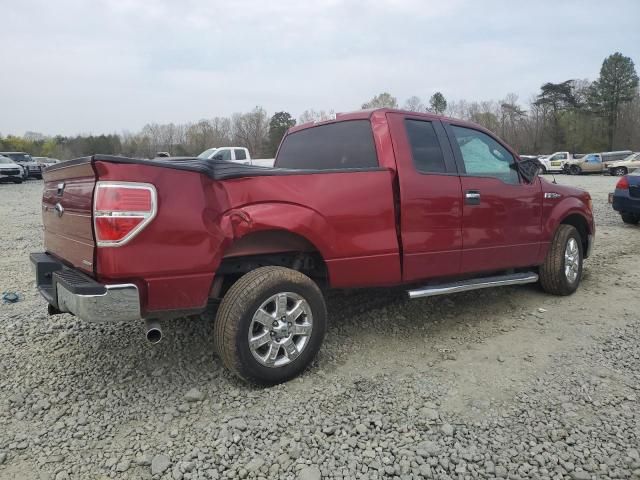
<box><xmin>563</xmin><ymin>150</ymin><xmax>633</xmax><ymax>175</ymax></box>
<box><xmin>564</xmin><ymin>153</ymin><xmax>604</xmax><ymax>175</ymax></box>
<box><xmin>197</xmin><ymin>147</ymin><xmax>274</xmax><ymax>167</ymax></box>
<box><xmin>0</xmin><ymin>151</ymin><xmax>42</xmax><ymax>179</ymax></box>
<box><xmin>31</xmin><ymin>108</ymin><xmax>594</xmax><ymax>385</ymax></box>
<box><xmin>538</xmin><ymin>152</ymin><xmax>574</xmax><ymax>173</ymax></box>
<box><xmin>33</xmin><ymin>157</ymin><xmax>61</xmax><ymax>169</ymax></box>
<box><xmin>0</xmin><ymin>155</ymin><xmax>24</xmax><ymax>183</ymax></box>
<box><xmin>609</xmin><ymin>170</ymin><xmax>640</xmax><ymax>225</ymax></box>
<box><xmin>605</xmin><ymin>152</ymin><xmax>640</xmax><ymax>176</ymax></box>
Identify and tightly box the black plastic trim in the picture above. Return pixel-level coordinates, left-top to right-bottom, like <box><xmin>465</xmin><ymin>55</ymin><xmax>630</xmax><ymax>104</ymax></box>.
<box><xmin>53</xmin><ymin>269</ymin><xmax>106</xmax><ymax>296</ymax></box>
<box><xmin>31</xmin><ymin>252</ymin><xmax>106</xmax><ymax>299</ymax></box>
<box><xmin>91</xmin><ymin>155</ymin><xmax>387</xmax><ymax>180</ymax></box>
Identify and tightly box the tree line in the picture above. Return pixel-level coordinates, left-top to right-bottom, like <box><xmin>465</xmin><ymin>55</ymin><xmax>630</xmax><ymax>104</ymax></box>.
<box><xmin>1</xmin><ymin>52</ymin><xmax>637</xmax><ymax>160</ymax></box>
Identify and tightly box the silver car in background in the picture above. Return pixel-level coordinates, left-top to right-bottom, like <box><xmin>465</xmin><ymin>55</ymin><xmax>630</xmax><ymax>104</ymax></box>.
<box><xmin>0</xmin><ymin>152</ymin><xmax>42</xmax><ymax>179</ymax></box>
<box><xmin>0</xmin><ymin>155</ymin><xmax>25</xmax><ymax>183</ymax></box>
<box><xmin>33</xmin><ymin>156</ymin><xmax>62</xmax><ymax>170</ymax></box>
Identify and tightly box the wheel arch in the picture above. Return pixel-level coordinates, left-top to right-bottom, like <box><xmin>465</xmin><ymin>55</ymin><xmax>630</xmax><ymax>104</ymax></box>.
<box><xmin>559</xmin><ymin>213</ymin><xmax>591</xmax><ymax>258</ymax></box>
<box><xmin>216</xmin><ymin>210</ymin><xmax>329</xmax><ymax>298</ymax></box>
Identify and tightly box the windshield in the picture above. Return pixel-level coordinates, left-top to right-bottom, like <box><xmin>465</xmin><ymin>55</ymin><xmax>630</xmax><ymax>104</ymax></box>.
<box><xmin>197</xmin><ymin>148</ymin><xmax>218</xmax><ymax>159</ymax></box>
<box><xmin>4</xmin><ymin>153</ymin><xmax>32</xmax><ymax>163</ymax></box>
<box><xmin>0</xmin><ymin>156</ymin><xmax>14</xmax><ymax>164</ymax></box>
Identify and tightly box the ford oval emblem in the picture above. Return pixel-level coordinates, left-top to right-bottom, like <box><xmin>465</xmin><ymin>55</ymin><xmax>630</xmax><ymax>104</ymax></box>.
<box><xmin>55</xmin><ymin>203</ymin><xmax>64</xmax><ymax>217</ymax></box>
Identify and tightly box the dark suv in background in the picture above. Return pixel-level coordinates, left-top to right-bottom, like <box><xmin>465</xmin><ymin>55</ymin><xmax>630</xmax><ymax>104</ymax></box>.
<box><xmin>0</xmin><ymin>152</ymin><xmax>42</xmax><ymax>179</ymax></box>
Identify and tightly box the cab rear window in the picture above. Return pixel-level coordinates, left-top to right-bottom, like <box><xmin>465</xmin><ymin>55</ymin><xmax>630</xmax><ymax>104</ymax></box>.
<box><xmin>276</xmin><ymin>120</ymin><xmax>378</xmax><ymax>169</ymax></box>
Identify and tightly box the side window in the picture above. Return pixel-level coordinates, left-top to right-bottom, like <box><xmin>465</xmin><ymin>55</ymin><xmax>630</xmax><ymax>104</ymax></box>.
<box><xmin>234</xmin><ymin>149</ymin><xmax>247</xmax><ymax>160</ymax></box>
<box><xmin>216</xmin><ymin>149</ymin><xmax>231</xmax><ymax>161</ymax></box>
<box><xmin>450</xmin><ymin>125</ymin><xmax>519</xmax><ymax>185</ymax></box>
<box><xmin>559</xmin><ymin>153</ymin><xmax>567</xmax><ymax>160</ymax></box>
<box><xmin>404</xmin><ymin>120</ymin><xmax>446</xmax><ymax>173</ymax></box>
<box><xmin>276</xmin><ymin>120</ymin><xmax>378</xmax><ymax>169</ymax></box>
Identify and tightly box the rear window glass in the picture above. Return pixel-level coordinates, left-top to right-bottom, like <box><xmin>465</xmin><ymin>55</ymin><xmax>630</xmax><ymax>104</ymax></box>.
<box><xmin>276</xmin><ymin>120</ymin><xmax>378</xmax><ymax>169</ymax></box>
<box><xmin>405</xmin><ymin>120</ymin><xmax>446</xmax><ymax>173</ymax></box>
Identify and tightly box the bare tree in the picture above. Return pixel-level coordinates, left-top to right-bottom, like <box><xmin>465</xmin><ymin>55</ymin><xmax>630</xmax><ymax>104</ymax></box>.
<box><xmin>298</xmin><ymin>109</ymin><xmax>335</xmax><ymax>124</ymax></box>
<box><xmin>232</xmin><ymin>106</ymin><xmax>269</xmax><ymax>157</ymax></box>
<box><xmin>402</xmin><ymin>96</ymin><xmax>425</xmax><ymax>112</ymax></box>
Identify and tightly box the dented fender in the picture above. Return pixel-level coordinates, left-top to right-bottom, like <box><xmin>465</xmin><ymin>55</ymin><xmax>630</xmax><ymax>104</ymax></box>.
<box><xmin>220</xmin><ymin>202</ymin><xmax>334</xmax><ymax>258</ymax></box>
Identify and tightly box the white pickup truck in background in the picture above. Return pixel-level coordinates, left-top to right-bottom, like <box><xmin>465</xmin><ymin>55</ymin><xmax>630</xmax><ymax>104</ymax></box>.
<box><xmin>538</xmin><ymin>151</ymin><xmax>576</xmax><ymax>173</ymax></box>
<box><xmin>197</xmin><ymin>147</ymin><xmax>274</xmax><ymax>167</ymax></box>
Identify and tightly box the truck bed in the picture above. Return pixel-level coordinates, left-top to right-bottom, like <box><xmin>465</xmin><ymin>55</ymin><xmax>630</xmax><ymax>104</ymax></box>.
<box><xmin>42</xmin><ymin>155</ymin><xmax>399</xmax><ymax>315</ymax></box>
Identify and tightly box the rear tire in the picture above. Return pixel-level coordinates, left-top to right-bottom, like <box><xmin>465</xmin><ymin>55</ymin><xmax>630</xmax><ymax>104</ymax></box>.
<box><xmin>539</xmin><ymin>225</ymin><xmax>583</xmax><ymax>296</ymax></box>
<box><xmin>621</xmin><ymin>213</ymin><xmax>640</xmax><ymax>225</ymax></box>
<box><xmin>214</xmin><ymin>266</ymin><xmax>327</xmax><ymax>385</ymax></box>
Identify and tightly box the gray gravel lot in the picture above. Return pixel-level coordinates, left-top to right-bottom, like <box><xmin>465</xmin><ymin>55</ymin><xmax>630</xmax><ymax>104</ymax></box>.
<box><xmin>1</xmin><ymin>175</ymin><xmax>639</xmax><ymax>480</ymax></box>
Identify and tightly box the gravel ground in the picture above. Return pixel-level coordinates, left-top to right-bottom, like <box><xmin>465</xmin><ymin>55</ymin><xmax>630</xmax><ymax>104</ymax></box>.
<box><xmin>1</xmin><ymin>174</ymin><xmax>639</xmax><ymax>480</ymax></box>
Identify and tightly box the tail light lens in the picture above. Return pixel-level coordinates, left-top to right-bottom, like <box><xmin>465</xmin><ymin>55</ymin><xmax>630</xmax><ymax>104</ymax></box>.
<box><xmin>616</xmin><ymin>176</ymin><xmax>629</xmax><ymax>190</ymax></box>
<box><xmin>94</xmin><ymin>182</ymin><xmax>157</xmax><ymax>246</ymax></box>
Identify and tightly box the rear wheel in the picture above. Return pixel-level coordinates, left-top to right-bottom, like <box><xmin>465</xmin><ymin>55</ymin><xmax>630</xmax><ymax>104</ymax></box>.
<box><xmin>621</xmin><ymin>213</ymin><xmax>640</xmax><ymax>225</ymax></box>
<box><xmin>613</xmin><ymin>166</ymin><xmax>628</xmax><ymax>176</ymax></box>
<box><xmin>214</xmin><ymin>266</ymin><xmax>327</xmax><ymax>385</ymax></box>
<box><xmin>539</xmin><ymin>225</ymin><xmax>583</xmax><ymax>296</ymax></box>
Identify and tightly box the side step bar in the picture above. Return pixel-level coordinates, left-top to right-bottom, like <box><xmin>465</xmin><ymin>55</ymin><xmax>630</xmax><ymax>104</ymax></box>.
<box><xmin>407</xmin><ymin>272</ymin><xmax>539</xmax><ymax>299</ymax></box>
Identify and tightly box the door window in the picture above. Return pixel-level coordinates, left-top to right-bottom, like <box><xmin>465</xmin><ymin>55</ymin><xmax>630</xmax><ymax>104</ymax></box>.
<box><xmin>234</xmin><ymin>149</ymin><xmax>247</xmax><ymax>160</ymax></box>
<box><xmin>215</xmin><ymin>149</ymin><xmax>231</xmax><ymax>161</ymax></box>
<box><xmin>404</xmin><ymin>120</ymin><xmax>446</xmax><ymax>173</ymax></box>
<box><xmin>450</xmin><ymin>125</ymin><xmax>519</xmax><ymax>184</ymax></box>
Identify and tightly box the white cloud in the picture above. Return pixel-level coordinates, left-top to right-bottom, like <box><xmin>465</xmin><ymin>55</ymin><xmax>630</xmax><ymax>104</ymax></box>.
<box><xmin>1</xmin><ymin>0</ymin><xmax>639</xmax><ymax>135</ymax></box>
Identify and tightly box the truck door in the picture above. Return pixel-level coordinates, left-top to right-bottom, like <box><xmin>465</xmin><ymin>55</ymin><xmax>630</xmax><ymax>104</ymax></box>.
<box><xmin>213</xmin><ymin>149</ymin><xmax>232</xmax><ymax>161</ymax></box>
<box><xmin>582</xmin><ymin>153</ymin><xmax>602</xmax><ymax>173</ymax></box>
<box><xmin>386</xmin><ymin>113</ymin><xmax>463</xmax><ymax>282</ymax></box>
<box><xmin>443</xmin><ymin>122</ymin><xmax>542</xmax><ymax>274</ymax></box>
<box><xmin>234</xmin><ymin>148</ymin><xmax>250</xmax><ymax>164</ymax></box>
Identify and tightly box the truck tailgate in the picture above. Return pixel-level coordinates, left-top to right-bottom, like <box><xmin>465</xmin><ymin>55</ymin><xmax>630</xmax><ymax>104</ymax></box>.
<box><xmin>42</xmin><ymin>158</ymin><xmax>96</xmax><ymax>273</ymax></box>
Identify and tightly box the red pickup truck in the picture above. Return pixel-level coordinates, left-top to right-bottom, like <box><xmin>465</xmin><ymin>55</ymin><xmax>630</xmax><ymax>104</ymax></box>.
<box><xmin>31</xmin><ymin>109</ymin><xmax>594</xmax><ymax>384</ymax></box>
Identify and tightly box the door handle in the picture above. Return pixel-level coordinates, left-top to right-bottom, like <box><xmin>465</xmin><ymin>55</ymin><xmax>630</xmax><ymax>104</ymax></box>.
<box><xmin>465</xmin><ymin>190</ymin><xmax>481</xmax><ymax>205</ymax></box>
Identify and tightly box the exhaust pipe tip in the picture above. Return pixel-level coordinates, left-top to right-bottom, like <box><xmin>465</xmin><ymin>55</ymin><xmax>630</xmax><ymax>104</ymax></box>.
<box><xmin>144</xmin><ymin>319</ymin><xmax>162</xmax><ymax>344</ymax></box>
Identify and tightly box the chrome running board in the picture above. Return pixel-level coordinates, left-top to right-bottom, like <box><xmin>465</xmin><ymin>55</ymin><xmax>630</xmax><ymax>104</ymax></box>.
<box><xmin>407</xmin><ymin>272</ymin><xmax>539</xmax><ymax>299</ymax></box>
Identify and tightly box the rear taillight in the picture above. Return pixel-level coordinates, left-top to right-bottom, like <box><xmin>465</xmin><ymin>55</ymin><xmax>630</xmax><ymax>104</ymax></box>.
<box><xmin>93</xmin><ymin>182</ymin><xmax>157</xmax><ymax>246</ymax></box>
<box><xmin>616</xmin><ymin>176</ymin><xmax>629</xmax><ymax>190</ymax></box>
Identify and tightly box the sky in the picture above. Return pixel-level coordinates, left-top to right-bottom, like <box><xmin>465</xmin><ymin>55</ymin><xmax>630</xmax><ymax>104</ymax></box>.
<box><xmin>1</xmin><ymin>0</ymin><xmax>639</xmax><ymax>136</ymax></box>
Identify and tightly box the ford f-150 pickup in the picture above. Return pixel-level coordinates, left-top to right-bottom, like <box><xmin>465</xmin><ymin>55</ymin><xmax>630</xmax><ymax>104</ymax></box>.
<box><xmin>31</xmin><ymin>109</ymin><xmax>594</xmax><ymax>385</ymax></box>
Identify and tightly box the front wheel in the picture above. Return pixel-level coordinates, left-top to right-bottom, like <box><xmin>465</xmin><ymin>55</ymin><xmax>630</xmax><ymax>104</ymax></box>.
<box><xmin>539</xmin><ymin>225</ymin><xmax>583</xmax><ymax>296</ymax></box>
<box><xmin>214</xmin><ymin>266</ymin><xmax>327</xmax><ymax>385</ymax></box>
<box><xmin>613</xmin><ymin>167</ymin><xmax>628</xmax><ymax>176</ymax></box>
<box><xmin>621</xmin><ymin>213</ymin><xmax>640</xmax><ymax>225</ymax></box>
<box><xmin>12</xmin><ymin>178</ymin><xmax>23</xmax><ymax>184</ymax></box>
<box><xmin>569</xmin><ymin>165</ymin><xmax>581</xmax><ymax>175</ymax></box>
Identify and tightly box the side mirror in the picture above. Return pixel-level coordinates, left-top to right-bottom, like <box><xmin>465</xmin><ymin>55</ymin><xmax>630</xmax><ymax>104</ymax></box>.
<box><xmin>517</xmin><ymin>158</ymin><xmax>541</xmax><ymax>183</ymax></box>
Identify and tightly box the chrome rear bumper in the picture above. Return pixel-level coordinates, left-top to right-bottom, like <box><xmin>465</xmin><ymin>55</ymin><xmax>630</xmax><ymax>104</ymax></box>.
<box><xmin>30</xmin><ymin>252</ymin><xmax>141</xmax><ymax>322</ymax></box>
